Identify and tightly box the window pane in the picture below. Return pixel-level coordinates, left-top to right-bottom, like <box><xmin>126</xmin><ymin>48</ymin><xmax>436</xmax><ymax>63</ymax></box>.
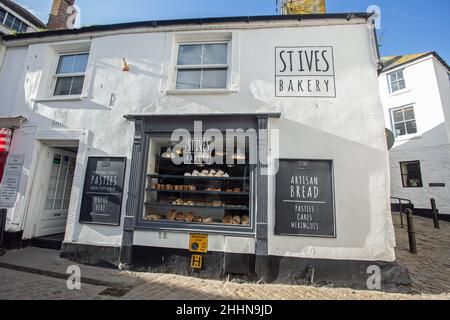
<box><xmin>395</xmin><ymin>70</ymin><xmax>404</xmax><ymax>80</ymax></box>
<box><xmin>12</xmin><ymin>18</ymin><xmax>21</xmax><ymax>31</ymax></box>
<box><xmin>406</xmin><ymin>121</ymin><xmax>417</xmax><ymax>134</ymax></box>
<box><xmin>395</xmin><ymin>123</ymin><xmax>406</xmax><ymax>136</ymax></box>
<box><xmin>389</xmin><ymin>73</ymin><xmax>397</xmax><ymax>82</ymax></box>
<box><xmin>177</xmin><ymin>45</ymin><xmax>202</xmax><ymax>65</ymax></box>
<box><xmin>176</xmin><ymin>69</ymin><xmax>201</xmax><ymax>89</ymax></box>
<box><xmin>398</xmin><ymin>79</ymin><xmax>406</xmax><ymax>90</ymax></box>
<box><xmin>4</xmin><ymin>13</ymin><xmax>14</xmax><ymax>28</ymax></box>
<box><xmin>391</xmin><ymin>81</ymin><xmax>400</xmax><ymax>92</ymax></box>
<box><xmin>404</xmin><ymin>107</ymin><xmax>415</xmax><ymax>121</ymax></box>
<box><xmin>0</xmin><ymin>9</ymin><xmax>6</xmax><ymax>23</ymax></box>
<box><xmin>54</xmin><ymin>77</ymin><xmax>73</xmax><ymax>96</ymax></box>
<box><xmin>393</xmin><ymin>109</ymin><xmax>404</xmax><ymax>123</ymax></box>
<box><xmin>57</xmin><ymin>55</ymin><xmax>76</xmax><ymax>74</ymax></box>
<box><xmin>203</xmin><ymin>44</ymin><xmax>228</xmax><ymax>65</ymax></box>
<box><xmin>73</xmin><ymin>54</ymin><xmax>89</xmax><ymax>73</ymax></box>
<box><xmin>201</xmin><ymin>68</ymin><xmax>227</xmax><ymax>89</ymax></box>
<box><xmin>19</xmin><ymin>23</ymin><xmax>28</xmax><ymax>33</ymax></box>
<box><xmin>70</xmin><ymin>76</ymin><xmax>85</xmax><ymax>95</ymax></box>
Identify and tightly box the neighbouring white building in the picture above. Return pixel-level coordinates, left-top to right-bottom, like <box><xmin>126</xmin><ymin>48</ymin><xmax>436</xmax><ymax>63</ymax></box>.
<box><xmin>0</xmin><ymin>0</ymin><xmax>46</xmax><ymax>35</ymax></box>
<box><xmin>379</xmin><ymin>52</ymin><xmax>450</xmax><ymax>214</ymax></box>
<box><xmin>0</xmin><ymin>10</ymin><xmax>408</xmax><ymax>289</ymax></box>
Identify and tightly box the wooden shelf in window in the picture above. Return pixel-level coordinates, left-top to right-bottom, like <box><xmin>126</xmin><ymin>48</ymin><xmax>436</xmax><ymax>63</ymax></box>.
<box><xmin>145</xmin><ymin>202</ymin><xmax>249</xmax><ymax>211</ymax></box>
<box><xmin>148</xmin><ymin>174</ymin><xmax>249</xmax><ymax>181</ymax></box>
<box><xmin>146</xmin><ymin>188</ymin><xmax>249</xmax><ymax>196</ymax></box>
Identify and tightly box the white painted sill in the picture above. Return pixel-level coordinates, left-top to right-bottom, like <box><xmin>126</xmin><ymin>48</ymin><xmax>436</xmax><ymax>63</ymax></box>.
<box><xmin>33</xmin><ymin>96</ymin><xmax>82</xmax><ymax>103</ymax></box>
<box><xmin>395</xmin><ymin>135</ymin><xmax>422</xmax><ymax>142</ymax></box>
<box><xmin>165</xmin><ymin>89</ymin><xmax>236</xmax><ymax>95</ymax></box>
<box><xmin>390</xmin><ymin>89</ymin><xmax>411</xmax><ymax>97</ymax></box>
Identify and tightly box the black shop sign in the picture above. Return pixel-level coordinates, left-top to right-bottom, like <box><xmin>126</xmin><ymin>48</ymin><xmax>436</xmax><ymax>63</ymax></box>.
<box><xmin>275</xmin><ymin>159</ymin><xmax>336</xmax><ymax>237</ymax></box>
<box><xmin>79</xmin><ymin>157</ymin><xmax>127</xmax><ymax>226</ymax></box>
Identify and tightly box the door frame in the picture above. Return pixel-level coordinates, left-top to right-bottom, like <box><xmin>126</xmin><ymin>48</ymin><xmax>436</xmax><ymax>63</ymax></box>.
<box><xmin>22</xmin><ymin>129</ymin><xmax>89</xmax><ymax>241</ymax></box>
<box><xmin>33</xmin><ymin>147</ymin><xmax>77</xmax><ymax>238</ymax></box>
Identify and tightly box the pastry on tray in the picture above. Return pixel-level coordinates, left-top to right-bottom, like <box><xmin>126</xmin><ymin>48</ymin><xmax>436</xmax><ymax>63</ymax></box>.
<box><xmin>167</xmin><ymin>209</ymin><xmax>177</xmax><ymax>221</ymax></box>
<box><xmin>203</xmin><ymin>217</ymin><xmax>214</xmax><ymax>224</ymax></box>
<box><xmin>147</xmin><ymin>214</ymin><xmax>162</xmax><ymax>221</ymax></box>
<box><xmin>185</xmin><ymin>212</ymin><xmax>194</xmax><ymax>223</ymax></box>
<box><xmin>193</xmin><ymin>216</ymin><xmax>203</xmax><ymax>223</ymax></box>
<box><xmin>175</xmin><ymin>212</ymin><xmax>185</xmax><ymax>221</ymax></box>
<box><xmin>232</xmin><ymin>215</ymin><xmax>241</xmax><ymax>225</ymax></box>
<box><xmin>241</xmin><ymin>215</ymin><xmax>250</xmax><ymax>225</ymax></box>
<box><xmin>223</xmin><ymin>215</ymin><xmax>233</xmax><ymax>224</ymax></box>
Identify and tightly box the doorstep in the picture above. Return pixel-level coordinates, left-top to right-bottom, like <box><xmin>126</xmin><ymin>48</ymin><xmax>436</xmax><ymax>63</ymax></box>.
<box><xmin>0</xmin><ymin>247</ymin><xmax>142</xmax><ymax>288</ymax></box>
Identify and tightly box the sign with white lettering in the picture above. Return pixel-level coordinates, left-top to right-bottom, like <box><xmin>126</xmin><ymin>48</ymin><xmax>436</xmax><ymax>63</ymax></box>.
<box><xmin>275</xmin><ymin>159</ymin><xmax>336</xmax><ymax>237</ymax></box>
<box><xmin>0</xmin><ymin>154</ymin><xmax>25</xmax><ymax>208</ymax></box>
<box><xmin>275</xmin><ymin>46</ymin><xmax>336</xmax><ymax>98</ymax></box>
<box><xmin>79</xmin><ymin>157</ymin><xmax>126</xmax><ymax>226</ymax></box>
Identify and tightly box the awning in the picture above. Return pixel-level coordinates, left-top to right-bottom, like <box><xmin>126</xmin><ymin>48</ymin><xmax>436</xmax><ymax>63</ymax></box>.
<box><xmin>0</xmin><ymin>116</ymin><xmax>26</xmax><ymax>129</ymax></box>
<box><xmin>0</xmin><ymin>128</ymin><xmax>12</xmax><ymax>153</ymax></box>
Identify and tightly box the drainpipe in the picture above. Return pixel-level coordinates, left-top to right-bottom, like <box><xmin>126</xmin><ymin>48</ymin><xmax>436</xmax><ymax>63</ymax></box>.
<box><xmin>0</xmin><ymin>41</ymin><xmax>6</xmax><ymax>73</ymax></box>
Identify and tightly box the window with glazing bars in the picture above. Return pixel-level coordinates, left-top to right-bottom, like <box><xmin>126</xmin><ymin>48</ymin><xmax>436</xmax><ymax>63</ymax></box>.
<box><xmin>175</xmin><ymin>43</ymin><xmax>229</xmax><ymax>90</ymax></box>
<box><xmin>53</xmin><ymin>53</ymin><xmax>89</xmax><ymax>96</ymax></box>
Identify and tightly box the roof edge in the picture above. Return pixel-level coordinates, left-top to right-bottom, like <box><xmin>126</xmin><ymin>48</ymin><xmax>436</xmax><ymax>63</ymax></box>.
<box><xmin>1</xmin><ymin>12</ymin><xmax>372</xmax><ymax>42</ymax></box>
<box><xmin>382</xmin><ymin>52</ymin><xmax>450</xmax><ymax>73</ymax></box>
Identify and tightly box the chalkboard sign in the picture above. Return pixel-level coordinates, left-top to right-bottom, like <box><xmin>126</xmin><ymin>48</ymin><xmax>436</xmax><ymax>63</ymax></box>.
<box><xmin>79</xmin><ymin>157</ymin><xmax>127</xmax><ymax>226</ymax></box>
<box><xmin>275</xmin><ymin>159</ymin><xmax>336</xmax><ymax>237</ymax></box>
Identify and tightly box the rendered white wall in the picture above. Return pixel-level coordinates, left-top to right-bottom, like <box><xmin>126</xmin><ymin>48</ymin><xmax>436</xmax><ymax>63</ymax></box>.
<box><xmin>379</xmin><ymin>56</ymin><xmax>450</xmax><ymax>214</ymax></box>
<box><xmin>0</xmin><ymin>19</ymin><xmax>395</xmax><ymax>261</ymax></box>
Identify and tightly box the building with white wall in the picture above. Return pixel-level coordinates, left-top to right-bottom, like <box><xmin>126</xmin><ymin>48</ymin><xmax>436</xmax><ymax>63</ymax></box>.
<box><xmin>379</xmin><ymin>52</ymin><xmax>450</xmax><ymax>214</ymax></box>
<box><xmin>0</xmin><ymin>0</ymin><xmax>46</xmax><ymax>35</ymax></box>
<box><xmin>0</xmin><ymin>12</ymin><xmax>408</xmax><ymax>289</ymax></box>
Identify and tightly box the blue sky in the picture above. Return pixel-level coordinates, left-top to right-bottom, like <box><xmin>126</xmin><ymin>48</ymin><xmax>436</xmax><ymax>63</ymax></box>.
<box><xmin>15</xmin><ymin>0</ymin><xmax>450</xmax><ymax>62</ymax></box>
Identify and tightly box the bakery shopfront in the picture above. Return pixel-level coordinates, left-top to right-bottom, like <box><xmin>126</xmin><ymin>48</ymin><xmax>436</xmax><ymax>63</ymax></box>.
<box><xmin>118</xmin><ymin>114</ymin><xmax>273</xmax><ymax>278</ymax></box>
<box><xmin>0</xmin><ymin>13</ymin><xmax>407</xmax><ymax>289</ymax></box>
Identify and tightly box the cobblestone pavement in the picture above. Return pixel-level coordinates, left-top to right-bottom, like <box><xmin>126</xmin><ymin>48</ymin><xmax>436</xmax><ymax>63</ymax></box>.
<box><xmin>0</xmin><ymin>214</ymin><xmax>449</xmax><ymax>300</ymax></box>
<box><xmin>392</xmin><ymin>213</ymin><xmax>450</xmax><ymax>295</ymax></box>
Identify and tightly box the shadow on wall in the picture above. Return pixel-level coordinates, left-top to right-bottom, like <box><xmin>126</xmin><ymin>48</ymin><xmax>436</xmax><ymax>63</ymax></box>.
<box><xmin>271</xmin><ymin>118</ymin><xmax>393</xmax><ymax>258</ymax></box>
<box><xmin>392</xmin><ymin>122</ymin><xmax>448</xmax><ymax>151</ymax></box>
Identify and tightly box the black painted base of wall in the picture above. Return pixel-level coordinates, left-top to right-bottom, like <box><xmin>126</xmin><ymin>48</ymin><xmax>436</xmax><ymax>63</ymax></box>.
<box><xmin>60</xmin><ymin>243</ymin><xmax>121</xmax><ymax>269</ymax></box>
<box><xmin>3</xmin><ymin>231</ymin><xmax>28</xmax><ymax>250</ymax></box>
<box><xmin>59</xmin><ymin>243</ymin><xmax>412</xmax><ymax>293</ymax></box>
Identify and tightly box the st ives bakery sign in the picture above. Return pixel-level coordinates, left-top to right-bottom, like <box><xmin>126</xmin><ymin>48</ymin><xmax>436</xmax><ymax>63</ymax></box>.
<box><xmin>275</xmin><ymin>159</ymin><xmax>336</xmax><ymax>237</ymax></box>
<box><xmin>275</xmin><ymin>46</ymin><xmax>336</xmax><ymax>98</ymax></box>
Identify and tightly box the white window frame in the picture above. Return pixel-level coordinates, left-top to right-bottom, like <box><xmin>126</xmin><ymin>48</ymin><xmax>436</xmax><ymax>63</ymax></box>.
<box><xmin>0</xmin><ymin>10</ymin><xmax>28</xmax><ymax>32</ymax></box>
<box><xmin>173</xmin><ymin>41</ymin><xmax>231</xmax><ymax>91</ymax></box>
<box><xmin>388</xmin><ymin>69</ymin><xmax>406</xmax><ymax>94</ymax></box>
<box><xmin>52</xmin><ymin>51</ymin><xmax>89</xmax><ymax>97</ymax></box>
<box><xmin>391</xmin><ymin>105</ymin><xmax>418</xmax><ymax>138</ymax></box>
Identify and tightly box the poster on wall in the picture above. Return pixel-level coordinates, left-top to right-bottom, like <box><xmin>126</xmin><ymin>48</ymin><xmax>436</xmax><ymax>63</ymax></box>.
<box><xmin>0</xmin><ymin>154</ymin><xmax>25</xmax><ymax>208</ymax></box>
<box><xmin>275</xmin><ymin>159</ymin><xmax>336</xmax><ymax>237</ymax></box>
<box><xmin>79</xmin><ymin>157</ymin><xmax>127</xmax><ymax>226</ymax></box>
<box><xmin>275</xmin><ymin>46</ymin><xmax>336</xmax><ymax>98</ymax></box>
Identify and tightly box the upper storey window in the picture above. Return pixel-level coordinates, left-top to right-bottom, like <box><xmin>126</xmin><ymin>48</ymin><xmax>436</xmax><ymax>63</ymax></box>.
<box><xmin>0</xmin><ymin>8</ymin><xmax>29</xmax><ymax>33</ymax></box>
<box><xmin>388</xmin><ymin>69</ymin><xmax>406</xmax><ymax>93</ymax></box>
<box><xmin>53</xmin><ymin>53</ymin><xmax>89</xmax><ymax>96</ymax></box>
<box><xmin>175</xmin><ymin>42</ymin><xmax>229</xmax><ymax>90</ymax></box>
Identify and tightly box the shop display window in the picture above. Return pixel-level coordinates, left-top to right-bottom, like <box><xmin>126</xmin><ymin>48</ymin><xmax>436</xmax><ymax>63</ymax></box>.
<box><xmin>143</xmin><ymin>136</ymin><xmax>252</xmax><ymax>228</ymax></box>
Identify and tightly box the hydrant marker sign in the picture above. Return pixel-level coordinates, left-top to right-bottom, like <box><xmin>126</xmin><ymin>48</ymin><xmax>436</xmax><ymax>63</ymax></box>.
<box><xmin>275</xmin><ymin>46</ymin><xmax>336</xmax><ymax>98</ymax></box>
<box><xmin>275</xmin><ymin>159</ymin><xmax>336</xmax><ymax>237</ymax></box>
<box><xmin>79</xmin><ymin>157</ymin><xmax>126</xmax><ymax>226</ymax></box>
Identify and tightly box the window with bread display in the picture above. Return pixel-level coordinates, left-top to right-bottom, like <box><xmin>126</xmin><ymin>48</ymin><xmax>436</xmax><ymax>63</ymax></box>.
<box><xmin>142</xmin><ymin>136</ymin><xmax>252</xmax><ymax>229</ymax></box>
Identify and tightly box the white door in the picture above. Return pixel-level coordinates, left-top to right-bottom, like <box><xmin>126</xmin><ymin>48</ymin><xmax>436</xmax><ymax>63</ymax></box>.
<box><xmin>34</xmin><ymin>148</ymin><xmax>77</xmax><ymax>238</ymax></box>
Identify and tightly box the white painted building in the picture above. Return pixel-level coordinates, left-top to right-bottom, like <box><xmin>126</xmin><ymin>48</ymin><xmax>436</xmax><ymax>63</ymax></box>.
<box><xmin>379</xmin><ymin>52</ymin><xmax>450</xmax><ymax>214</ymax></box>
<box><xmin>0</xmin><ymin>12</ymin><xmax>405</xmax><ymax>288</ymax></box>
<box><xmin>0</xmin><ymin>0</ymin><xmax>46</xmax><ymax>35</ymax></box>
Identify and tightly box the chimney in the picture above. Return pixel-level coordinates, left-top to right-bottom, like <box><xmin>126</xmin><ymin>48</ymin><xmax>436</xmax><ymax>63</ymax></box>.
<box><xmin>281</xmin><ymin>0</ymin><xmax>326</xmax><ymax>15</ymax></box>
<box><xmin>47</xmin><ymin>0</ymin><xmax>77</xmax><ymax>30</ymax></box>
